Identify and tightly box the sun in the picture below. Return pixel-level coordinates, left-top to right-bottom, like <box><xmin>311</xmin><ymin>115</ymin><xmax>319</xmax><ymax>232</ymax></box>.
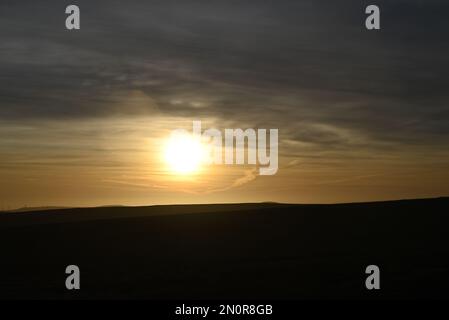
<box><xmin>164</xmin><ymin>131</ymin><xmax>206</xmax><ymax>175</ymax></box>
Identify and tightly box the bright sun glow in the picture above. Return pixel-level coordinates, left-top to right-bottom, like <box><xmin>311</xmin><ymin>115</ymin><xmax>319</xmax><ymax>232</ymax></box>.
<box><xmin>164</xmin><ymin>132</ymin><xmax>206</xmax><ymax>175</ymax></box>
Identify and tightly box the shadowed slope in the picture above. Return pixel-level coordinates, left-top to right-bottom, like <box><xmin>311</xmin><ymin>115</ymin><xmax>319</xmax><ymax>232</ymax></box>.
<box><xmin>1</xmin><ymin>198</ymin><xmax>449</xmax><ymax>299</ymax></box>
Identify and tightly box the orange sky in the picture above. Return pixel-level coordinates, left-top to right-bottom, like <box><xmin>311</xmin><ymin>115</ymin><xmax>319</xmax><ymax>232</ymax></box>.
<box><xmin>1</xmin><ymin>115</ymin><xmax>449</xmax><ymax>210</ymax></box>
<box><xmin>1</xmin><ymin>1</ymin><xmax>449</xmax><ymax>209</ymax></box>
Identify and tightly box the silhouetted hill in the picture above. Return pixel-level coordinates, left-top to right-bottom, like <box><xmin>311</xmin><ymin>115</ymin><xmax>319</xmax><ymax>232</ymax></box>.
<box><xmin>1</xmin><ymin>197</ymin><xmax>449</xmax><ymax>299</ymax></box>
<box><xmin>2</xmin><ymin>206</ymin><xmax>68</xmax><ymax>213</ymax></box>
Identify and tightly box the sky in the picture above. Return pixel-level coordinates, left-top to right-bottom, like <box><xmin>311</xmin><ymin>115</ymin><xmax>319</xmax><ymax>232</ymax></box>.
<box><xmin>1</xmin><ymin>0</ymin><xmax>449</xmax><ymax>208</ymax></box>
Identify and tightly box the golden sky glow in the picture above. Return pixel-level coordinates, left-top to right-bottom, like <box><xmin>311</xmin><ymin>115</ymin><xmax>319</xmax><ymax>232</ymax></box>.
<box><xmin>163</xmin><ymin>131</ymin><xmax>206</xmax><ymax>175</ymax></box>
<box><xmin>1</xmin><ymin>1</ymin><xmax>449</xmax><ymax>210</ymax></box>
<box><xmin>1</xmin><ymin>114</ymin><xmax>449</xmax><ymax>210</ymax></box>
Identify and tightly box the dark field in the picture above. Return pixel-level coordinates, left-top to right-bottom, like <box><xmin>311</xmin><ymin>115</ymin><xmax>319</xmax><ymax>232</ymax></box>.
<box><xmin>1</xmin><ymin>198</ymin><xmax>448</xmax><ymax>299</ymax></box>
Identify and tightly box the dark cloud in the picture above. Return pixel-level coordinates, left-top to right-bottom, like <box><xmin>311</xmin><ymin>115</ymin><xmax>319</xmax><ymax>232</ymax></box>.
<box><xmin>1</xmin><ymin>0</ymin><xmax>449</xmax><ymax>149</ymax></box>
